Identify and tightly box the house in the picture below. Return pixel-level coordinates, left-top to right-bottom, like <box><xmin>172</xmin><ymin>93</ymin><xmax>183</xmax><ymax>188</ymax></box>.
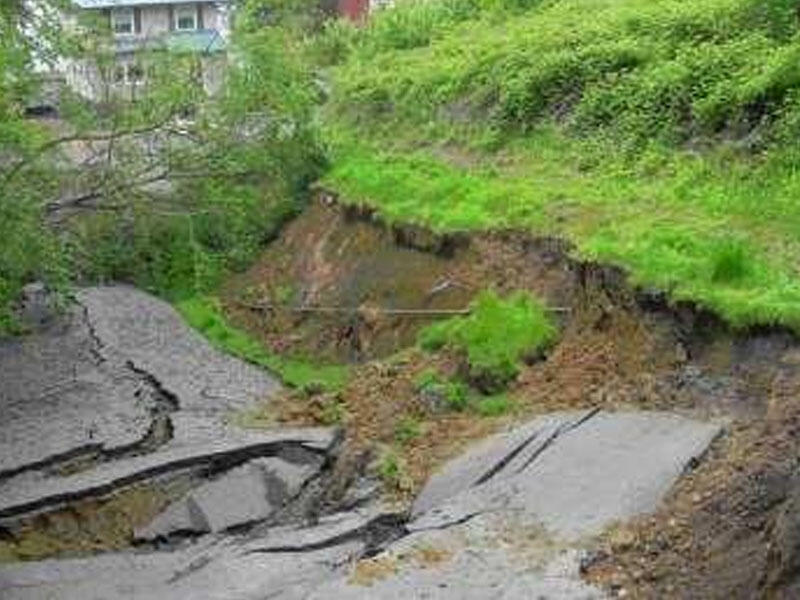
<box><xmin>64</xmin><ymin>0</ymin><xmax>230</xmax><ymax>102</ymax></box>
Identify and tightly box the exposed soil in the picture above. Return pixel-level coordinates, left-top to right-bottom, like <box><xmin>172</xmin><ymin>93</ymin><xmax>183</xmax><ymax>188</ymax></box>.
<box><xmin>223</xmin><ymin>194</ymin><xmax>800</xmax><ymax>598</ymax></box>
<box><xmin>0</xmin><ymin>476</ymin><xmax>195</xmax><ymax>562</ymax></box>
<box><xmin>221</xmin><ymin>195</ymin><xmax>575</xmax><ymax>364</ymax></box>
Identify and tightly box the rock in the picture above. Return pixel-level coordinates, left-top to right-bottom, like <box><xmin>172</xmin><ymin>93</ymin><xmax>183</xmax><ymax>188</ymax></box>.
<box><xmin>17</xmin><ymin>282</ymin><xmax>55</xmax><ymax>327</ymax></box>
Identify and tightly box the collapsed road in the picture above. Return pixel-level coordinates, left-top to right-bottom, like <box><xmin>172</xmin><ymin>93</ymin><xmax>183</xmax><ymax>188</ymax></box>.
<box><xmin>0</xmin><ymin>285</ymin><xmax>723</xmax><ymax>598</ymax></box>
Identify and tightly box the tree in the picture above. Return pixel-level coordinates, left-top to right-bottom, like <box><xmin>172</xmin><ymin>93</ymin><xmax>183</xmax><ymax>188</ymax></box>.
<box><xmin>0</xmin><ymin>0</ymin><xmax>326</xmax><ymax>332</ymax></box>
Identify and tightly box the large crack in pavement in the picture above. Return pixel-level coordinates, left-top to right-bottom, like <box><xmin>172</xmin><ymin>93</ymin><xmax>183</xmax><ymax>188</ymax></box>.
<box><xmin>0</xmin><ymin>307</ymin><xmax>181</xmax><ymax>486</ymax></box>
<box><xmin>475</xmin><ymin>407</ymin><xmax>602</xmax><ymax>487</ymax></box>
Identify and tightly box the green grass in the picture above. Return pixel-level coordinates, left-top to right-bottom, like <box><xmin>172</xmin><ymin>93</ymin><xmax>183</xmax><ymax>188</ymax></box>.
<box><xmin>176</xmin><ymin>296</ymin><xmax>350</xmax><ymax>391</ymax></box>
<box><xmin>474</xmin><ymin>393</ymin><xmax>515</xmax><ymax>417</ymax></box>
<box><xmin>419</xmin><ymin>290</ymin><xmax>556</xmax><ymax>391</ymax></box>
<box><xmin>315</xmin><ymin>0</ymin><xmax>800</xmax><ymax>331</ymax></box>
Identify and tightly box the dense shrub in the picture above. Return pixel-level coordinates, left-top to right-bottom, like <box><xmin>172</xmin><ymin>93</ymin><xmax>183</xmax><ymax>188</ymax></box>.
<box><xmin>330</xmin><ymin>0</ymin><xmax>800</xmax><ymax>146</ymax></box>
<box><xmin>419</xmin><ymin>290</ymin><xmax>556</xmax><ymax>392</ymax></box>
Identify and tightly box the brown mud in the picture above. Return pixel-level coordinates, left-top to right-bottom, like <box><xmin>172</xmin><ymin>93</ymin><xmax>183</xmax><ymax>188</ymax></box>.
<box><xmin>221</xmin><ymin>196</ymin><xmax>575</xmax><ymax>364</ymax></box>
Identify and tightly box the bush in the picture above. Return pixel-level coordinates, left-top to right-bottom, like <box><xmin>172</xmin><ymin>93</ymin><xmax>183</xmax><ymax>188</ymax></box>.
<box><xmin>329</xmin><ymin>0</ymin><xmax>800</xmax><ymax>147</ymax></box>
<box><xmin>475</xmin><ymin>393</ymin><xmax>514</xmax><ymax>417</ymax></box>
<box><xmin>419</xmin><ymin>290</ymin><xmax>556</xmax><ymax>392</ymax></box>
<box><xmin>711</xmin><ymin>238</ymin><xmax>752</xmax><ymax>284</ymax></box>
<box><xmin>415</xmin><ymin>369</ymin><xmax>470</xmax><ymax>411</ymax></box>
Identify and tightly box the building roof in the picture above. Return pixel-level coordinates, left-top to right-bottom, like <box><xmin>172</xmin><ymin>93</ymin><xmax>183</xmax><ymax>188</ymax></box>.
<box><xmin>74</xmin><ymin>0</ymin><xmax>227</xmax><ymax>8</ymax></box>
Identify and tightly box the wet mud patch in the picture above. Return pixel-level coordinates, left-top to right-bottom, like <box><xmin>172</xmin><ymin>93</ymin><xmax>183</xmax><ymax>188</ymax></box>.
<box><xmin>0</xmin><ymin>476</ymin><xmax>194</xmax><ymax>562</ymax></box>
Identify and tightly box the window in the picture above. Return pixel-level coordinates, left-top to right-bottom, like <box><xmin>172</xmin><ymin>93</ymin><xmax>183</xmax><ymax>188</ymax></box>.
<box><xmin>175</xmin><ymin>5</ymin><xmax>198</xmax><ymax>31</ymax></box>
<box><xmin>111</xmin><ymin>8</ymin><xmax>134</xmax><ymax>35</ymax></box>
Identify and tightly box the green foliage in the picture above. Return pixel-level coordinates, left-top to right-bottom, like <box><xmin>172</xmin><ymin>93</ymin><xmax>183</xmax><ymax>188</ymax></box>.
<box><xmin>415</xmin><ymin>369</ymin><xmax>470</xmax><ymax>411</ymax></box>
<box><xmin>73</xmin><ymin>185</ymin><xmax>296</xmax><ymax>301</ymax></box>
<box><xmin>710</xmin><ymin>238</ymin><xmax>751</xmax><ymax>284</ymax></box>
<box><xmin>0</xmin><ymin>1</ymin><xmax>72</xmax><ymax>333</ymax></box>
<box><xmin>394</xmin><ymin>415</ymin><xmax>423</xmax><ymax>444</ymax></box>
<box><xmin>0</xmin><ymin>0</ymin><xmax>326</xmax><ymax>332</ymax></box>
<box><xmin>377</xmin><ymin>446</ymin><xmax>412</xmax><ymax>492</ymax></box>
<box><xmin>176</xmin><ymin>296</ymin><xmax>349</xmax><ymax>391</ymax></box>
<box><xmin>419</xmin><ymin>290</ymin><xmax>556</xmax><ymax>391</ymax></box>
<box><xmin>474</xmin><ymin>393</ymin><xmax>515</xmax><ymax>417</ymax></box>
<box><xmin>328</xmin><ymin>0</ymin><xmax>800</xmax><ymax>146</ymax></box>
<box><xmin>312</xmin><ymin>0</ymin><xmax>547</xmax><ymax>66</ymax></box>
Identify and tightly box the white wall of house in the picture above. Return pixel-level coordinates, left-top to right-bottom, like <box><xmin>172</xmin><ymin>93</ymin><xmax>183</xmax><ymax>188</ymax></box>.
<box><xmin>60</xmin><ymin>2</ymin><xmax>229</xmax><ymax>103</ymax></box>
<box><xmin>138</xmin><ymin>6</ymin><xmax>170</xmax><ymax>36</ymax></box>
<box><xmin>201</xmin><ymin>3</ymin><xmax>223</xmax><ymax>32</ymax></box>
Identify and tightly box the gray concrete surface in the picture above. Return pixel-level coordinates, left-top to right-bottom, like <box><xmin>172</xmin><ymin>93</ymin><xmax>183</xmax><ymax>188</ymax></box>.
<box><xmin>0</xmin><ymin>306</ymin><xmax>156</xmax><ymax>476</ymax></box>
<box><xmin>410</xmin><ymin>411</ymin><xmax>721</xmax><ymax>541</ymax></box>
<box><xmin>77</xmin><ymin>286</ymin><xmax>280</xmax><ymax>417</ymax></box>
<box><xmin>309</xmin><ymin>411</ymin><xmax>721</xmax><ymax>600</ymax></box>
<box><xmin>0</xmin><ymin>428</ymin><xmax>334</xmax><ymax>520</ymax></box>
<box><xmin>0</xmin><ymin>285</ymin><xmax>291</xmax><ymax>519</ymax></box>
<box><xmin>135</xmin><ymin>455</ymin><xmax>323</xmax><ymax>539</ymax></box>
<box><xmin>0</xmin><ymin>535</ymin><xmax>365</xmax><ymax>600</ymax></box>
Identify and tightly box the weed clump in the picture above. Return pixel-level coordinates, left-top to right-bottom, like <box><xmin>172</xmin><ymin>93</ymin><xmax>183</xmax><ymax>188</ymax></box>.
<box><xmin>711</xmin><ymin>238</ymin><xmax>751</xmax><ymax>284</ymax></box>
<box><xmin>415</xmin><ymin>369</ymin><xmax>470</xmax><ymax>411</ymax></box>
<box><xmin>419</xmin><ymin>290</ymin><xmax>556</xmax><ymax>392</ymax></box>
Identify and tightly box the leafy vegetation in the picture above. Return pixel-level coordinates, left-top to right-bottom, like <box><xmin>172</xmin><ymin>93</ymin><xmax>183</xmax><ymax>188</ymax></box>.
<box><xmin>320</xmin><ymin>0</ymin><xmax>800</xmax><ymax>331</ymax></box>
<box><xmin>394</xmin><ymin>415</ymin><xmax>423</xmax><ymax>444</ymax></box>
<box><xmin>419</xmin><ymin>290</ymin><xmax>556</xmax><ymax>391</ymax></box>
<box><xmin>377</xmin><ymin>446</ymin><xmax>412</xmax><ymax>493</ymax></box>
<box><xmin>0</xmin><ymin>0</ymin><xmax>323</xmax><ymax>334</ymax></box>
<box><xmin>176</xmin><ymin>296</ymin><xmax>349</xmax><ymax>391</ymax></box>
<box><xmin>415</xmin><ymin>369</ymin><xmax>471</xmax><ymax>411</ymax></box>
<box><xmin>474</xmin><ymin>393</ymin><xmax>515</xmax><ymax>417</ymax></box>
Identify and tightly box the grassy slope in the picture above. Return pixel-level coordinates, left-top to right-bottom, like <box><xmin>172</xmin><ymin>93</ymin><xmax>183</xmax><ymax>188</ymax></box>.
<box><xmin>176</xmin><ymin>297</ymin><xmax>349</xmax><ymax>391</ymax></box>
<box><xmin>319</xmin><ymin>0</ymin><xmax>800</xmax><ymax>329</ymax></box>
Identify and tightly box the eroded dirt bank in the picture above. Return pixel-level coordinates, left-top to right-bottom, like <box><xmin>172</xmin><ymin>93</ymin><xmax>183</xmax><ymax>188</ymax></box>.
<box><xmin>222</xmin><ymin>194</ymin><xmax>800</xmax><ymax>599</ymax></box>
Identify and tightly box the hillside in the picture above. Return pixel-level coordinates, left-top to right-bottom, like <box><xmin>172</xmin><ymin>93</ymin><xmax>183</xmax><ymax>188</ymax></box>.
<box><xmin>317</xmin><ymin>0</ymin><xmax>800</xmax><ymax>329</ymax></box>
<box><xmin>8</xmin><ymin>2</ymin><xmax>800</xmax><ymax>598</ymax></box>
